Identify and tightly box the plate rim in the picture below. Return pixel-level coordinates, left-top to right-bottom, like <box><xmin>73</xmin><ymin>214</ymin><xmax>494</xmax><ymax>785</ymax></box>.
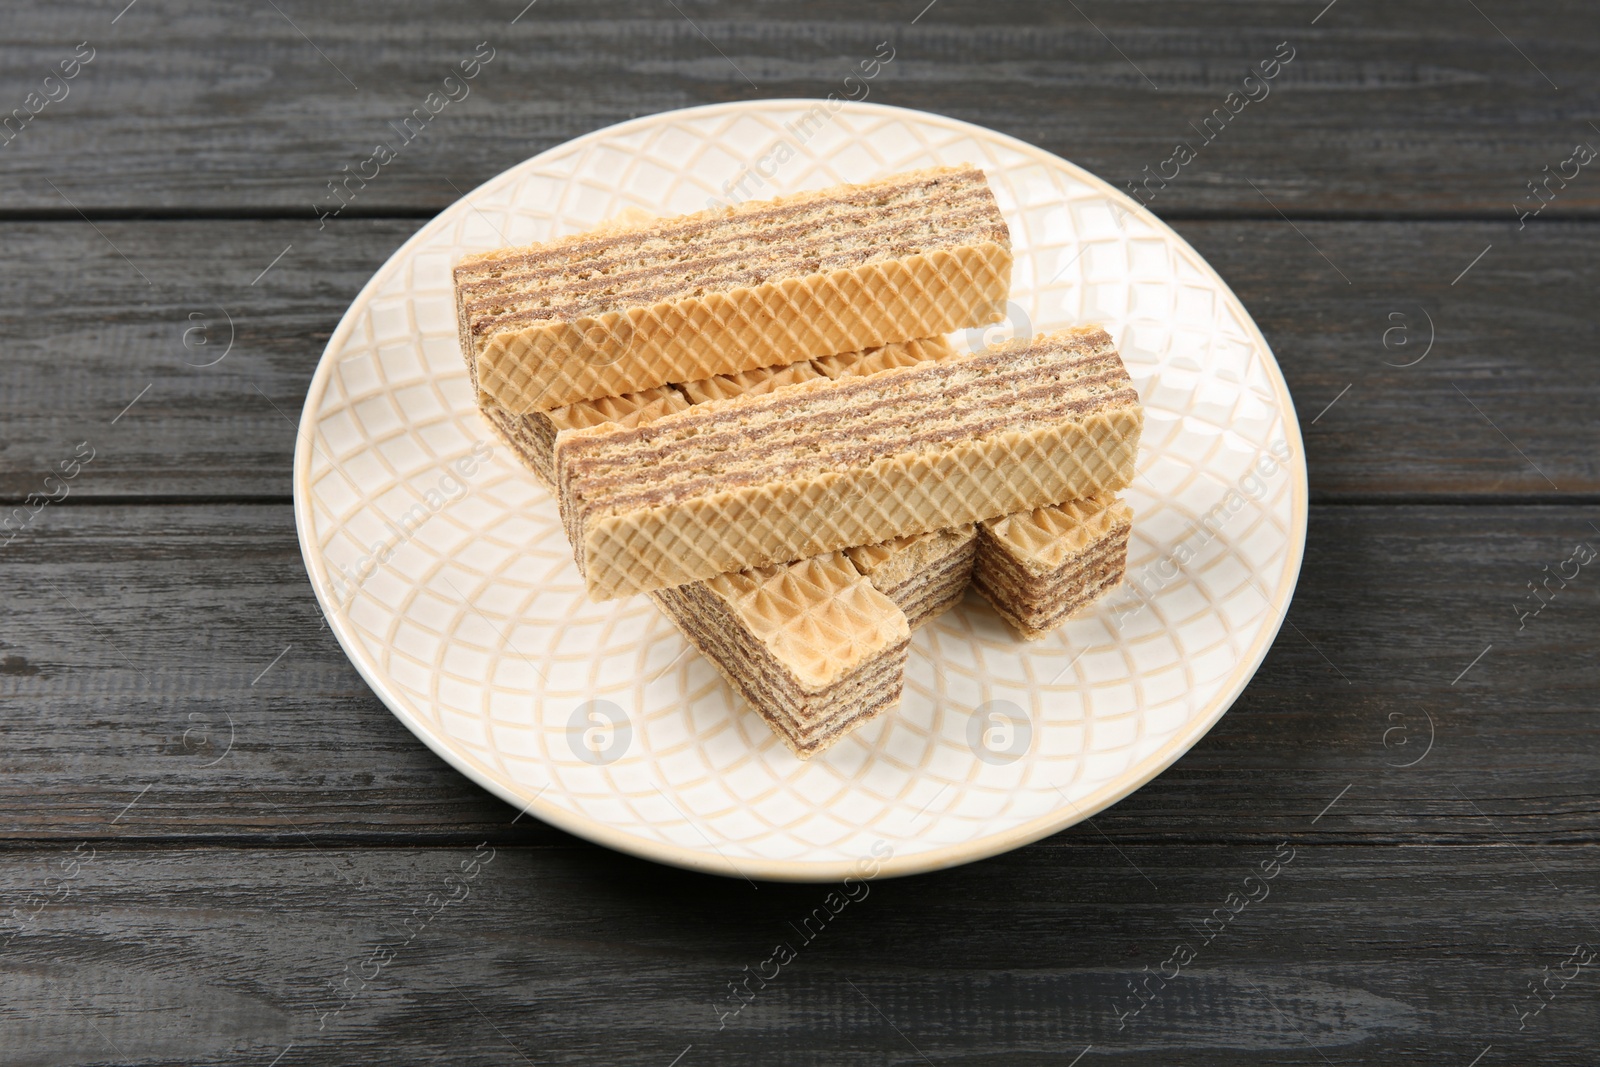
<box><xmin>292</xmin><ymin>98</ymin><xmax>1309</xmax><ymax>883</ymax></box>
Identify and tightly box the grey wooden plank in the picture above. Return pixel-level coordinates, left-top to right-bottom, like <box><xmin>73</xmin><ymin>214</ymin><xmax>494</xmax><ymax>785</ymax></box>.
<box><xmin>0</xmin><ymin>843</ymin><xmax>1595</xmax><ymax>1064</ymax></box>
<box><xmin>0</xmin><ymin>504</ymin><xmax>1595</xmax><ymax>845</ymax></box>
<box><xmin>0</xmin><ymin>218</ymin><xmax>420</xmax><ymax>501</ymax></box>
<box><xmin>0</xmin><ymin>1</ymin><xmax>1595</xmax><ymax>215</ymax></box>
<box><xmin>1179</xmin><ymin>220</ymin><xmax>1600</xmax><ymax>497</ymax></box>
<box><xmin>2</xmin><ymin>218</ymin><xmax>1596</xmax><ymax>500</ymax></box>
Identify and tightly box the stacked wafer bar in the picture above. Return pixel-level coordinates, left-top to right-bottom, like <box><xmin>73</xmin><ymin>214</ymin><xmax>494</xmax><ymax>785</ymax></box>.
<box><xmin>648</xmin><ymin>532</ymin><xmax>984</xmax><ymax>759</ymax></box>
<box><xmin>650</xmin><ymin>554</ymin><xmax>910</xmax><ymax>759</ymax></box>
<box><xmin>454</xmin><ymin>165</ymin><xmax>1011</xmax><ymax>412</ymax></box>
<box><xmin>556</xmin><ymin>325</ymin><xmax>1141</xmax><ymax>600</ymax></box>
<box><xmin>974</xmin><ymin>496</ymin><xmax>1135</xmax><ymax>640</ymax></box>
<box><xmin>458</xmin><ymin>166</ymin><xmax>1144</xmax><ymax>758</ymax></box>
<box><xmin>479</xmin><ymin>335</ymin><xmax>1135</xmax><ymax>756</ymax></box>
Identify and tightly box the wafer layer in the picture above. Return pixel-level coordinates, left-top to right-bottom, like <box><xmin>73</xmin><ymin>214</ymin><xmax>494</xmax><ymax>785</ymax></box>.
<box><xmin>455</xmin><ymin>166</ymin><xmax>1011</xmax><ymax>412</ymax></box>
<box><xmin>973</xmin><ymin>494</ymin><xmax>1134</xmax><ymax>640</ymax></box>
<box><xmin>677</xmin><ymin>359</ymin><xmax>826</xmax><ymax>405</ymax></box>
<box><xmin>558</xmin><ymin>326</ymin><xmax>1143</xmax><ymax>600</ymax></box>
<box><xmin>848</xmin><ymin>525</ymin><xmax>977</xmax><ymax>630</ymax></box>
<box><xmin>648</xmin><ymin>552</ymin><xmax>910</xmax><ymax>759</ymax></box>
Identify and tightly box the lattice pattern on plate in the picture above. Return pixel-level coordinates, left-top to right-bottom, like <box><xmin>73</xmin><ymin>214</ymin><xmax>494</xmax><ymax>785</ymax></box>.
<box><xmin>293</xmin><ymin>101</ymin><xmax>1307</xmax><ymax>881</ymax></box>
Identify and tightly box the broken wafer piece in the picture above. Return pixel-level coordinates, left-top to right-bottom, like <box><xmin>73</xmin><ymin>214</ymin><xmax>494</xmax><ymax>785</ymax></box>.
<box><xmin>650</xmin><ymin>524</ymin><xmax>975</xmax><ymax>759</ymax></box>
<box><xmin>973</xmin><ymin>494</ymin><xmax>1134</xmax><ymax>640</ymax></box>
<box><xmin>453</xmin><ymin>166</ymin><xmax>1011</xmax><ymax>412</ymax></box>
<box><xmin>557</xmin><ymin>325</ymin><xmax>1143</xmax><ymax>601</ymax></box>
<box><xmin>649</xmin><ymin>513</ymin><xmax>974</xmax><ymax>761</ymax></box>
<box><xmin>648</xmin><ymin>552</ymin><xmax>910</xmax><ymax>759</ymax></box>
<box><xmin>847</xmin><ymin>525</ymin><xmax>978</xmax><ymax>630</ymax></box>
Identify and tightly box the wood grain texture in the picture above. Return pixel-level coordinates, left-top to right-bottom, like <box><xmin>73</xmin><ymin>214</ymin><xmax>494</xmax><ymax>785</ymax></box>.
<box><xmin>0</xmin><ymin>218</ymin><xmax>417</xmax><ymax>501</ymax></box>
<box><xmin>2</xmin><ymin>218</ymin><xmax>1596</xmax><ymax>501</ymax></box>
<box><xmin>4</xmin><ymin>2</ymin><xmax>1598</xmax><ymax>1062</ymax></box>
<box><xmin>0</xmin><ymin>843</ymin><xmax>1595</xmax><ymax>1065</ymax></box>
<box><xmin>1</xmin><ymin>504</ymin><xmax>1594</xmax><ymax>844</ymax></box>
<box><xmin>0</xmin><ymin>1</ymin><xmax>1595</xmax><ymax>216</ymax></box>
<box><xmin>1181</xmin><ymin>220</ymin><xmax>1600</xmax><ymax>498</ymax></box>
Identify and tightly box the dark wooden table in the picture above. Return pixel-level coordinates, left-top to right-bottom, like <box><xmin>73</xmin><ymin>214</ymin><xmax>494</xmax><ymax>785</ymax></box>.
<box><xmin>4</xmin><ymin>2</ymin><xmax>1597</xmax><ymax>1063</ymax></box>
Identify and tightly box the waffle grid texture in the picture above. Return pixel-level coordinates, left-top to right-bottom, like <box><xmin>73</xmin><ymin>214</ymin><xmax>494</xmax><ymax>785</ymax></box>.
<box><xmin>558</xmin><ymin>327</ymin><xmax>1144</xmax><ymax>600</ymax></box>
<box><xmin>974</xmin><ymin>495</ymin><xmax>1135</xmax><ymax>639</ymax></box>
<box><xmin>455</xmin><ymin>167</ymin><xmax>1012</xmax><ymax>413</ymax></box>
<box><xmin>648</xmin><ymin>552</ymin><xmax>911</xmax><ymax>759</ymax></box>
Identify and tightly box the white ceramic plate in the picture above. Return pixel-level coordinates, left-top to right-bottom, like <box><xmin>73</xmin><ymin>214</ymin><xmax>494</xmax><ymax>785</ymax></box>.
<box><xmin>294</xmin><ymin>101</ymin><xmax>1307</xmax><ymax>882</ymax></box>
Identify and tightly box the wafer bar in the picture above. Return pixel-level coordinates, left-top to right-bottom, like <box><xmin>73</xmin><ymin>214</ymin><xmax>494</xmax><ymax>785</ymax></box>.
<box><xmin>650</xmin><ymin>521</ymin><xmax>979</xmax><ymax>759</ymax></box>
<box><xmin>454</xmin><ymin>166</ymin><xmax>1012</xmax><ymax>412</ymax></box>
<box><xmin>973</xmin><ymin>494</ymin><xmax>1133</xmax><ymax>640</ymax></box>
<box><xmin>557</xmin><ymin>326</ymin><xmax>1143</xmax><ymax>601</ymax></box>
<box><xmin>648</xmin><ymin>552</ymin><xmax>910</xmax><ymax>759</ymax></box>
